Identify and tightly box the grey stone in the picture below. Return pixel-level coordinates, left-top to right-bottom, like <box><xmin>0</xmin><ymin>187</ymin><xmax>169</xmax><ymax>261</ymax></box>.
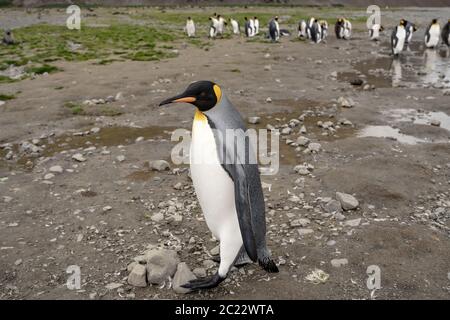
<box><xmin>323</xmin><ymin>199</ymin><xmax>342</xmax><ymax>213</ymax></box>
<box><xmin>172</xmin><ymin>262</ymin><xmax>197</xmax><ymax>294</ymax></box>
<box><xmin>150</xmin><ymin>160</ymin><xmax>170</xmax><ymax>171</ymax></box>
<box><xmin>291</xmin><ymin>218</ymin><xmax>310</xmax><ymax>227</ymax></box>
<box><xmin>193</xmin><ymin>268</ymin><xmax>207</xmax><ymax>278</ymax></box>
<box><xmin>49</xmin><ymin>165</ymin><xmax>63</xmax><ymax>174</ymax></box>
<box><xmin>297</xmin><ymin>228</ymin><xmax>314</xmax><ymax>236</ymax></box>
<box><xmin>344</xmin><ymin>218</ymin><xmax>361</xmax><ymax>227</ymax></box>
<box><xmin>151</xmin><ymin>212</ymin><xmax>164</xmax><ymax>222</ymax></box>
<box><xmin>336</xmin><ymin>192</ymin><xmax>359</xmax><ymax>210</ymax></box>
<box><xmin>145</xmin><ymin>249</ymin><xmax>179</xmax><ymax>284</ymax></box>
<box><xmin>127</xmin><ymin>264</ymin><xmax>147</xmax><ymax>287</ymax></box>
<box><xmin>296</xmin><ymin>136</ymin><xmax>310</xmax><ymax>146</ymax></box>
<box><xmin>331</xmin><ymin>258</ymin><xmax>348</xmax><ymax>268</ymax></box>
<box><xmin>248</xmin><ymin>117</ymin><xmax>261</xmax><ymax>124</ymax></box>
<box><xmin>72</xmin><ymin>153</ymin><xmax>86</xmax><ymax>162</ymax></box>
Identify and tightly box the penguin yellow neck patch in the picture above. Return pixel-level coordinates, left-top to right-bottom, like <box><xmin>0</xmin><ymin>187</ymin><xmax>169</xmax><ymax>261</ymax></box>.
<box><xmin>213</xmin><ymin>85</ymin><xmax>222</xmax><ymax>103</ymax></box>
<box><xmin>194</xmin><ymin>109</ymin><xmax>207</xmax><ymax>123</ymax></box>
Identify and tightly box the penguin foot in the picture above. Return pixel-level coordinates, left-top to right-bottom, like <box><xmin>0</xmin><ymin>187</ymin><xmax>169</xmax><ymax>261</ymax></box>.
<box><xmin>181</xmin><ymin>272</ymin><xmax>225</xmax><ymax>292</ymax></box>
<box><xmin>259</xmin><ymin>258</ymin><xmax>279</xmax><ymax>273</ymax></box>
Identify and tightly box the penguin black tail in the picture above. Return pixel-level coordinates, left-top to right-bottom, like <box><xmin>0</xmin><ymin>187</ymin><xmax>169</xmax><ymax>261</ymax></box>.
<box><xmin>259</xmin><ymin>257</ymin><xmax>279</xmax><ymax>273</ymax></box>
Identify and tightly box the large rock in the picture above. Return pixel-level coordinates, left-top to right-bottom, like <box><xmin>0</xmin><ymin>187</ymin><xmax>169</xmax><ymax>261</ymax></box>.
<box><xmin>336</xmin><ymin>192</ymin><xmax>359</xmax><ymax>210</ymax></box>
<box><xmin>172</xmin><ymin>262</ymin><xmax>197</xmax><ymax>294</ymax></box>
<box><xmin>127</xmin><ymin>264</ymin><xmax>147</xmax><ymax>287</ymax></box>
<box><xmin>145</xmin><ymin>249</ymin><xmax>179</xmax><ymax>284</ymax></box>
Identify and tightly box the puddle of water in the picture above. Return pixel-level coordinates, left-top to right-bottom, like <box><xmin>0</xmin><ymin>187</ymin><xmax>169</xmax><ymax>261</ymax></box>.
<box><xmin>384</xmin><ymin>108</ymin><xmax>450</xmax><ymax>132</ymax></box>
<box><xmin>0</xmin><ymin>126</ymin><xmax>176</xmax><ymax>171</ymax></box>
<box><xmin>43</xmin><ymin>126</ymin><xmax>174</xmax><ymax>157</ymax></box>
<box><xmin>358</xmin><ymin>125</ymin><xmax>427</xmax><ymax>145</ymax></box>
<box><xmin>339</xmin><ymin>42</ymin><xmax>450</xmax><ymax>89</ymax></box>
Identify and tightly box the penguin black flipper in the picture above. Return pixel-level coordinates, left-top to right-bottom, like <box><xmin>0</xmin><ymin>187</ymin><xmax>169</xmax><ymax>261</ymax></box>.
<box><xmin>391</xmin><ymin>27</ymin><xmax>398</xmax><ymax>55</ymax></box>
<box><xmin>204</xmin><ymin>94</ymin><xmax>278</xmax><ymax>272</ymax></box>
<box><xmin>425</xmin><ymin>24</ymin><xmax>431</xmax><ymax>44</ymax></box>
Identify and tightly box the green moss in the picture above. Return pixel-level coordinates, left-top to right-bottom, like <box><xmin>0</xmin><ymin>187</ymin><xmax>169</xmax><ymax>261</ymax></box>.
<box><xmin>64</xmin><ymin>102</ymin><xmax>85</xmax><ymax>115</ymax></box>
<box><xmin>0</xmin><ymin>75</ymin><xmax>16</xmax><ymax>84</ymax></box>
<box><xmin>0</xmin><ymin>24</ymin><xmax>177</xmax><ymax>81</ymax></box>
<box><xmin>26</xmin><ymin>64</ymin><xmax>59</xmax><ymax>75</ymax></box>
<box><xmin>0</xmin><ymin>93</ymin><xmax>16</xmax><ymax>101</ymax></box>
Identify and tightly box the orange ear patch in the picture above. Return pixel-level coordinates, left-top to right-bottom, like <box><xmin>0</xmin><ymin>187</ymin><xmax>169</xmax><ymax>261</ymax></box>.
<box><xmin>194</xmin><ymin>109</ymin><xmax>207</xmax><ymax>123</ymax></box>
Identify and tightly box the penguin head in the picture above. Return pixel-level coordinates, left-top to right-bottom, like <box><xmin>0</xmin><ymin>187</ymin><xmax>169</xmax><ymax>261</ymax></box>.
<box><xmin>380</xmin><ymin>25</ymin><xmax>385</xmax><ymax>32</ymax></box>
<box><xmin>400</xmin><ymin>19</ymin><xmax>406</xmax><ymax>26</ymax></box>
<box><xmin>275</xmin><ymin>16</ymin><xmax>279</xmax><ymax>21</ymax></box>
<box><xmin>432</xmin><ymin>18</ymin><xmax>438</xmax><ymax>24</ymax></box>
<box><xmin>159</xmin><ymin>81</ymin><xmax>222</xmax><ymax>112</ymax></box>
<box><xmin>244</xmin><ymin>17</ymin><xmax>248</xmax><ymax>21</ymax></box>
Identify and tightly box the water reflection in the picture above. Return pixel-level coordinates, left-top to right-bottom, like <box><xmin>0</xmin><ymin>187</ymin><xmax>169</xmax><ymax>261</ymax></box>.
<box><xmin>346</xmin><ymin>42</ymin><xmax>450</xmax><ymax>89</ymax></box>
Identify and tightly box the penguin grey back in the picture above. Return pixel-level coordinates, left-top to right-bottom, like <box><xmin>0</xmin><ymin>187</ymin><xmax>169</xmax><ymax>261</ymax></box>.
<box><xmin>269</xmin><ymin>20</ymin><xmax>277</xmax><ymax>41</ymax></box>
<box><xmin>204</xmin><ymin>94</ymin><xmax>269</xmax><ymax>264</ymax></box>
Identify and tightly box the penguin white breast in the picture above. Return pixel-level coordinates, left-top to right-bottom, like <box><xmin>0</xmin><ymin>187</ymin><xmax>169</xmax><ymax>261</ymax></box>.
<box><xmin>190</xmin><ymin>110</ymin><xmax>240</xmax><ymax>241</ymax></box>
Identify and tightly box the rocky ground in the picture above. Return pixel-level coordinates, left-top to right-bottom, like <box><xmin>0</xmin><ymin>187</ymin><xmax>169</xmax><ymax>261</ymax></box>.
<box><xmin>0</xmin><ymin>6</ymin><xmax>450</xmax><ymax>300</ymax></box>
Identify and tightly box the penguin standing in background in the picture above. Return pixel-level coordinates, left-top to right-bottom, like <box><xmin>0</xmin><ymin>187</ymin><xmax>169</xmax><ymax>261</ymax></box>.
<box><xmin>159</xmin><ymin>81</ymin><xmax>279</xmax><ymax>291</ymax></box>
<box><xmin>217</xmin><ymin>15</ymin><xmax>227</xmax><ymax>36</ymax></box>
<box><xmin>369</xmin><ymin>24</ymin><xmax>384</xmax><ymax>41</ymax></box>
<box><xmin>269</xmin><ymin>16</ymin><xmax>280</xmax><ymax>42</ymax></box>
<box><xmin>425</xmin><ymin>19</ymin><xmax>441</xmax><ymax>48</ymax></box>
<box><xmin>391</xmin><ymin>19</ymin><xmax>407</xmax><ymax>57</ymax></box>
<box><xmin>335</xmin><ymin>18</ymin><xmax>345</xmax><ymax>39</ymax></box>
<box><xmin>310</xmin><ymin>19</ymin><xmax>322</xmax><ymax>43</ymax></box>
<box><xmin>306</xmin><ymin>17</ymin><xmax>315</xmax><ymax>39</ymax></box>
<box><xmin>343</xmin><ymin>19</ymin><xmax>352</xmax><ymax>39</ymax></box>
<box><xmin>254</xmin><ymin>17</ymin><xmax>259</xmax><ymax>35</ymax></box>
<box><xmin>442</xmin><ymin>19</ymin><xmax>450</xmax><ymax>46</ymax></box>
<box><xmin>298</xmin><ymin>19</ymin><xmax>307</xmax><ymax>38</ymax></box>
<box><xmin>2</xmin><ymin>29</ymin><xmax>15</xmax><ymax>45</ymax></box>
<box><xmin>249</xmin><ymin>17</ymin><xmax>255</xmax><ymax>37</ymax></box>
<box><xmin>244</xmin><ymin>17</ymin><xmax>251</xmax><ymax>37</ymax></box>
<box><xmin>404</xmin><ymin>21</ymin><xmax>417</xmax><ymax>45</ymax></box>
<box><xmin>319</xmin><ymin>20</ymin><xmax>328</xmax><ymax>41</ymax></box>
<box><xmin>209</xmin><ymin>16</ymin><xmax>219</xmax><ymax>39</ymax></box>
<box><xmin>185</xmin><ymin>17</ymin><xmax>195</xmax><ymax>38</ymax></box>
<box><xmin>230</xmin><ymin>18</ymin><xmax>240</xmax><ymax>35</ymax></box>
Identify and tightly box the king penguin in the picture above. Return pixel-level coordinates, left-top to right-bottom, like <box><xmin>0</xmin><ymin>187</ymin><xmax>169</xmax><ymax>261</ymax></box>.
<box><xmin>335</xmin><ymin>18</ymin><xmax>345</xmax><ymax>39</ymax></box>
<box><xmin>159</xmin><ymin>81</ymin><xmax>279</xmax><ymax>291</ymax></box>
<box><xmin>442</xmin><ymin>20</ymin><xmax>450</xmax><ymax>46</ymax></box>
<box><xmin>269</xmin><ymin>17</ymin><xmax>280</xmax><ymax>42</ymax></box>
<box><xmin>254</xmin><ymin>17</ymin><xmax>260</xmax><ymax>35</ymax></box>
<box><xmin>185</xmin><ymin>17</ymin><xmax>195</xmax><ymax>38</ymax></box>
<box><xmin>425</xmin><ymin>19</ymin><xmax>441</xmax><ymax>48</ymax></box>
<box><xmin>404</xmin><ymin>20</ymin><xmax>417</xmax><ymax>45</ymax></box>
<box><xmin>391</xmin><ymin>19</ymin><xmax>407</xmax><ymax>57</ymax></box>
<box><xmin>310</xmin><ymin>19</ymin><xmax>322</xmax><ymax>43</ymax></box>
<box><xmin>369</xmin><ymin>24</ymin><xmax>384</xmax><ymax>41</ymax></box>
<box><xmin>298</xmin><ymin>19</ymin><xmax>307</xmax><ymax>38</ymax></box>
<box><xmin>230</xmin><ymin>18</ymin><xmax>240</xmax><ymax>35</ymax></box>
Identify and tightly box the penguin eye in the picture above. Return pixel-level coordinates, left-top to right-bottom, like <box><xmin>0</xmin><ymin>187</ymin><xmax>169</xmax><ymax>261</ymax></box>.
<box><xmin>199</xmin><ymin>92</ymin><xmax>207</xmax><ymax>98</ymax></box>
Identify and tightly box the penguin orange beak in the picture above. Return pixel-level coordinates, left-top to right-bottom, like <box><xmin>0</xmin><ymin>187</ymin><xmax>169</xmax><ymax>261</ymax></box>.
<box><xmin>159</xmin><ymin>94</ymin><xmax>196</xmax><ymax>106</ymax></box>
